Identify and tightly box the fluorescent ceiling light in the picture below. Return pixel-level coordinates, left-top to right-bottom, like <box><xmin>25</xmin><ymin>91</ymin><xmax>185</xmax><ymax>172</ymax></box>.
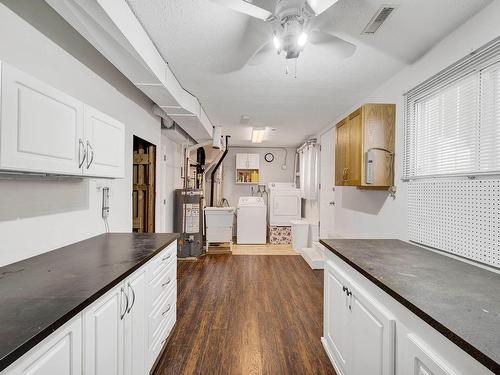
<box><xmin>273</xmin><ymin>35</ymin><xmax>281</xmax><ymax>50</ymax></box>
<box><xmin>297</xmin><ymin>32</ymin><xmax>308</xmax><ymax>47</ymax></box>
<box><xmin>251</xmin><ymin>127</ymin><xmax>266</xmax><ymax>143</ymax></box>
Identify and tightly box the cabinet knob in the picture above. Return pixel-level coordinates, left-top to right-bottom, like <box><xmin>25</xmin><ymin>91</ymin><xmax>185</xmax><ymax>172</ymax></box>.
<box><xmin>162</xmin><ymin>304</ymin><xmax>172</xmax><ymax>315</ymax></box>
<box><xmin>162</xmin><ymin>278</ymin><xmax>171</xmax><ymax>288</ymax></box>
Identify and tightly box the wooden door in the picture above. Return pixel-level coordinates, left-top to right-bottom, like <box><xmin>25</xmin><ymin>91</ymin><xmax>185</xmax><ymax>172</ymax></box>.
<box><xmin>4</xmin><ymin>317</ymin><xmax>82</xmax><ymax>375</ymax></box>
<box><xmin>124</xmin><ymin>269</ymin><xmax>147</xmax><ymax>375</ymax></box>
<box><xmin>350</xmin><ymin>286</ymin><xmax>395</xmax><ymax>375</ymax></box>
<box><xmin>133</xmin><ymin>137</ymin><xmax>156</xmax><ymax>233</ymax></box>
<box><xmin>335</xmin><ymin>119</ymin><xmax>348</xmax><ymax>186</ymax></box>
<box><xmin>346</xmin><ymin>110</ymin><xmax>362</xmax><ymax>186</ymax></box>
<box><xmin>320</xmin><ymin>129</ymin><xmax>336</xmax><ymax>238</ymax></box>
<box><xmin>83</xmin><ymin>105</ymin><xmax>125</xmax><ymax>178</ymax></box>
<box><xmin>0</xmin><ymin>63</ymin><xmax>84</xmax><ymax>176</ymax></box>
<box><xmin>324</xmin><ymin>262</ymin><xmax>350</xmax><ymax>374</ymax></box>
<box><xmin>83</xmin><ymin>285</ymin><xmax>125</xmax><ymax>375</ymax></box>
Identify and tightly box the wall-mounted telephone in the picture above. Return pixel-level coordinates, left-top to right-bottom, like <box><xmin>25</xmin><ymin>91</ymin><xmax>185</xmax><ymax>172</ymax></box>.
<box><xmin>102</xmin><ymin>187</ymin><xmax>110</xmax><ymax>219</ymax></box>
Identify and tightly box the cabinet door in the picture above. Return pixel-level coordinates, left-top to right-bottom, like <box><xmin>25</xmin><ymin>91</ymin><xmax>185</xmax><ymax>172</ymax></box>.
<box><xmin>335</xmin><ymin>120</ymin><xmax>348</xmax><ymax>186</ymax></box>
<box><xmin>84</xmin><ymin>105</ymin><xmax>125</xmax><ymax>178</ymax></box>
<box><xmin>247</xmin><ymin>153</ymin><xmax>259</xmax><ymax>169</ymax></box>
<box><xmin>346</xmin><ymin>111</ymin><xmax>362</xmax><ymax>186</ymax></box>
<box><xmin>84</xmin><ymin>285</ymin><xmax>125</xmax><ymax>375</ymax></box>
<box><xmin>4</xmin><ymin>317</ymin><xmax>82</xmax><ymax>375</ymax></box>
<box><xmin>324</xmin><ymin>262</ymin><xmax>350</xmax><ymax>374</ymax></box>
<box><xmin>236</xmin><ymin>153</ymin><xmax>248</xmax><ymax>169</ymax></box>
<box><xmin>402</xmin><ymin>334</ymin><xmax>458</xmax><ymax>375</ymax></box>
<box><xmin>0</xmin><ymin>63</ymin><xmax>84</xmax><ymax>175</ymax></box>
<box><xmin>350</xmin><ymin>285</ymin><xmax>395</xmax><ymax>375</ymax></box>
<box><xmin>124</xmin><ymin>269</ymin><xmax>147</xmax><ymax>375</ymax></box>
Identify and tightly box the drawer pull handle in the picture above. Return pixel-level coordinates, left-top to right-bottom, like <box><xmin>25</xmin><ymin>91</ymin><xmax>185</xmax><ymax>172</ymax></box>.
<box><xmin>162</xmin><ymin>253</ymin><xmax>172</xmax><ymax>261</ymax></box>
<box><xmin>162</xmin><ymin>304</ymin><xmax>172</xmax><ymax>316</ymax></box>
<box><xmin>162</xmin><ymin>278</ymin><xmax>172</xmax><ymax>288</ymax></box>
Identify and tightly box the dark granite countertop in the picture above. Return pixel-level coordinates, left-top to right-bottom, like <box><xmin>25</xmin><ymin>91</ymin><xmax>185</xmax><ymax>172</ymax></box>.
<box><xmin>320</xmin><ymin>239</ymin><xmax>500</xmax><ymax>373</ymax></box>
<box><xmin>0</xmin><ymin>233</ymin><xmax>178</xmax><ymax>371</ymax></box>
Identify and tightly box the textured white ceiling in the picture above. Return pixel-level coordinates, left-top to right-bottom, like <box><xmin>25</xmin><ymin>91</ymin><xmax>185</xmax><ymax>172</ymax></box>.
<box><xmin>126</xmin><ymin>0</ymin><xmax>491</xmax><ymax>146</ymax></box>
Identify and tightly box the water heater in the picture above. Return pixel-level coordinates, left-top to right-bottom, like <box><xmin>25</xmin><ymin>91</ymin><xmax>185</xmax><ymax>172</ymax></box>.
<box><xmin>174</xmin><ymin>189</ymin><xmax>204</xmax><ymax>258</ymax></box>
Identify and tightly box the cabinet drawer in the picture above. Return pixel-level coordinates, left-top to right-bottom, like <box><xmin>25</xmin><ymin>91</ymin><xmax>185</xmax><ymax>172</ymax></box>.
<box><xmin>148</xmin><ymin>287</ymin><xmax>176</xmax><ymax>348</ymax></box>
<box><xmin>148</xmin><ymin>309</ymin><xmax>176</xmax><ymax>371</ymax></box>
<box><xmin>149</xmin><ymin>261</ymin><xmax>176</xmax><ymax>309</ymax></box>
<box><xmin>148</xmin><ymin>242</ymin><xmax>176</xmax><ymax>280</ymax></box>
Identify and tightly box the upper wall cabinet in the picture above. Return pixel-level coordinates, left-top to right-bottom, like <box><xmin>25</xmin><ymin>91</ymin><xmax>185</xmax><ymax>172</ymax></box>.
<box><xmin>335</xmin><ymin>104</ymin><xmax>395</xmax><ymax>188</ymax></box>
<box><xmin>84</xmin><ymin>106</ymin><xmax>125</xmax><ymax>178</ymax></box>
<box><xmin>0</xmin><ymin>62</ymin><xmax>125</xmax><ymax>178</ymax></box>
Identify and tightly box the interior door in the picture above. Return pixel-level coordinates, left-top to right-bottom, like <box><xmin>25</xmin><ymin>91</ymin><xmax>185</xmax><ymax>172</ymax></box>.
<box><xmin>324</xmin><ymin>262</ymin><xmax>350</xmax><ymax>374</ymax></box>
<box><xmin>84</xmin><ymin>105</ymin><xmax>125</xmax><ymax>178</ymax></box>
<box><xmin>0</xmin><ymin>63</ymin><xmax>84</xmax><ymax>175</ymax></box>
<box><xmin>320</xmin><ymin>129</ymin><xmax>336</xmax><ymax>238</ymax></box>
<box><xmin>124</xmin><ymin>269</ymin><xmax>147</xmax><ymax>375</ymax></box>
<box><xmin>84</xmin><ymin>285</ymin><xmax>124</xmax><ymax>375</ymax></box>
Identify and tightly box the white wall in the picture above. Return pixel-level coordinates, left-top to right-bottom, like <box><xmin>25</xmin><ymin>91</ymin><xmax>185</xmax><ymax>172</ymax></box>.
<box><xmin>221</xmin><ymin>147</ymin><xmax>296</xmax><ymax>207</ymax></box>
<box><xmin>310</xmin><ymin>0</ymin><xmax>500</xmax><ymax>240</ymax></box>
<box><xmin>0</xmin><ymin>2</ymin><xmax>165</xmax><ymax>266</ymax></box>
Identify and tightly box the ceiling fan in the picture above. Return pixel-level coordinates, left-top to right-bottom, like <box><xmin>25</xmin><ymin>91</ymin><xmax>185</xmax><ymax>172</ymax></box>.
<box><xmin>210</xmin><ymin>0</ymin><xmax>356</xmax><ymax>73</ymax></box>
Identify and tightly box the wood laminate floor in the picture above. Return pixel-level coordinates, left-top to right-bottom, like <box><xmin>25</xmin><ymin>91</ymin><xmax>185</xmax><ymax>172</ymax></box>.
<box><xmin>153</xmin><ymin>255</ymin><xmax>336</xmax><ymax>375</ymax></box>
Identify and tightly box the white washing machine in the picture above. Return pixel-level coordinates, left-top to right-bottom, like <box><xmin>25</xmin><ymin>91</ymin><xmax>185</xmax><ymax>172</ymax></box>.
<box><xmin>237</xmin><ymin>196</ymin><xmax>267</xmax><ymax>244</ymax></box>
<box><xmin>268</xmin><ymin>182</ymin><xmax>302</xmax><ymax>226</ymax></box>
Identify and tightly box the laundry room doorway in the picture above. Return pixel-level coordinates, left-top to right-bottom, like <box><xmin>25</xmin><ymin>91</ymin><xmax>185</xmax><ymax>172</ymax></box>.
<box><xmin>132</xmin><ymin>136</ymin><xmax>156</xmax><ymax>233</ymax></box>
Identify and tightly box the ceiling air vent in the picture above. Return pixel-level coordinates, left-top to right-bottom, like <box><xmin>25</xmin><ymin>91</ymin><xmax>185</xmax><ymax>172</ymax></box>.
<box><xmin>362</xmin><ymin>5</ymin><xmax>397</xmax><ymax>35</ymax></box>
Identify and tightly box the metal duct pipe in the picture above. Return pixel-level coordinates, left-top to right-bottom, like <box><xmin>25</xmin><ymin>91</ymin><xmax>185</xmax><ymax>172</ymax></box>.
<box><xmin>210</xmin><ymin>135</ymin><xmax>230</xmax><ymax>207</ymax></box>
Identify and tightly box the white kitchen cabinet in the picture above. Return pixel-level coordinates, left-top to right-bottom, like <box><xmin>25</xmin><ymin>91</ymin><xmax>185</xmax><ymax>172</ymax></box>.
<box><xmin>324</xmin><ymin>266</ymin><xmax>350</xmax><ymax>375</ymax></box>
<box><xmin>0</xmin><ymin>62</ymin><xmax>84</xmax><ymax>176</ymax></box>
<box><xmin>323</xmin><ymin>259</ymin><xmax>395</xmax><ymax>375</ymax></box>
<box><xmin>83</xmin><ymin>105</ymin><xmax>125</xmax><ymax>178</ymax></box>
<box><xmin>402</xmin><ymin>333</ymin><xmax>459</xmax><ymax>375</ymax></box>
<box><xmin>83</xmin><ymin>285</ymin><xmax>125</xmax><ymax>375</ymax></box>
<box><xmin>0</xmin><ymin>61</ymin><xmax>125</xmax><ymax>178</ymax></box>
<box><xmin>236</xmin><ymin>153</ymin><xmax>259</xmax><ymax>169</ymax></box>
<box><xmin>123</xmin><ymin>269</ymin><xmax>147</xmax><ymax>375</ymax></box>
<box><xmin>4</xmin><ymin>316</ymin><xmax>82</xmax><ymax>375</ymax></box>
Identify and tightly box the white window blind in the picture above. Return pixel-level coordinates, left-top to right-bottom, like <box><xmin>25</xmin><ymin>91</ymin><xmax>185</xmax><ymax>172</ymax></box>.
<box><xmin>404</xmin><ymin>37</ymin><xmax>500</xmax><ymax>179</ymax></box>
<box><xmin>405</xmin><ymin>37</ymin><xmax>500</xmax><ymax>269</ymax></box>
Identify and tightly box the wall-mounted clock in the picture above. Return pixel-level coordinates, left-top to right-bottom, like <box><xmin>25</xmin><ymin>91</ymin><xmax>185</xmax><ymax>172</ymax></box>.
<box><xmin>264</xmin><ymin>153</ymin><xmax>274</xmax><ymax>163</ymax></box>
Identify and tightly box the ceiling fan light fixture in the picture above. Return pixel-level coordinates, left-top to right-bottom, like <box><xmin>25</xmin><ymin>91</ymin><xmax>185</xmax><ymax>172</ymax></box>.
<box><xmin>273</xmin><ymin>35</ymin><xmax>281</xmax><ymax>50</ymax></box>
<box><xmin>297</xmin><ymin>32</ymin><xmax>308</xmax><ymax>47</ymax></box>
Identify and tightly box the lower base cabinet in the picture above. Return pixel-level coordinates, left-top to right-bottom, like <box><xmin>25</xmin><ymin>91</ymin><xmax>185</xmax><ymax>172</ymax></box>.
<box><xmin>3</xmin><ymin>317</ymin><xmax>82</xmax><ymax>375</ymax></box>
<box><xmin>323</xmin><ymin>259</ymin><xmax>395</xmax><ymax>375</ymax></box>
<box><xmin>4</xmin><ymin>241</ymin><xmax>177</xmax><ymax>375</ymax></box>
<box><xmin>322</xmin><ymin>249</ymin><xmax>494</xmax><ymax>375</ymax></box>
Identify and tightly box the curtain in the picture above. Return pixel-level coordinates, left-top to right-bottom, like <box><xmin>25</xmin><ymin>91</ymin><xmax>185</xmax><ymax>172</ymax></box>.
<box><xmin>299</xmin><ymin>144</ymin><xmax>319</xmax><ymax>200</ymax></box>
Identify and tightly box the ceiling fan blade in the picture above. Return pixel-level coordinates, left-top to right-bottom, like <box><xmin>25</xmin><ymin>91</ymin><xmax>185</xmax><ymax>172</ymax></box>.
<box><xmin>210</xmin><ymin>0</ymin><xmax>273</xmax><ymax>21</ymax></box>
<box><xmin>213</xmin><ymin>18</ymin><xmax>272</xmax><ymax>73</ymax></box>
<box><xmin>248</xmin><ymin>42</ymin><xmax>274</xmax><ymax>66</ymax></box>
<box><xmin>305</xmin><ymin>0</ymin><xmax>340</xmax><ymax>16</ymax></box>
<box><xmin>309</xmin><ymin>30</ymin><xmax>356</xmax><ymax>58</ymax></box>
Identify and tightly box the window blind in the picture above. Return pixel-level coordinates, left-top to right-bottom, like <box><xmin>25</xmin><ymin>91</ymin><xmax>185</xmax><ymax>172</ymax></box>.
<box><xmin>404</xmin><ymin>37</ymin><xmax>500</xmax><ymax>179</ymax></box>
<box><xmin>405</xmin><ymin>37</ymin><xmax>500</xmax><ymax>268</ymax></box>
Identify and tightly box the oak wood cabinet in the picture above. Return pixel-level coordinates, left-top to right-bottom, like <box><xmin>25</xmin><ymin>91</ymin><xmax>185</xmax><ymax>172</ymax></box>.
<box><xmin>335</xmin><ymin>104</ymin><xmax>395</xmax><ymax>188</ymax></box>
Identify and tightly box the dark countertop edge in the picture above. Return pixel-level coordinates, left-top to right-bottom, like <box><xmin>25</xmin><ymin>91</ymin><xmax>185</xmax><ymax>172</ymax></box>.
<box><xmin>0</xmin><ymin>234</ymin><xmax>179</xmax><ymax>372</ymax></box>
<box><xmin>319</xmin><ymin>239</ymin><xmax>500</xmax><ymax>374</ymax></box>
